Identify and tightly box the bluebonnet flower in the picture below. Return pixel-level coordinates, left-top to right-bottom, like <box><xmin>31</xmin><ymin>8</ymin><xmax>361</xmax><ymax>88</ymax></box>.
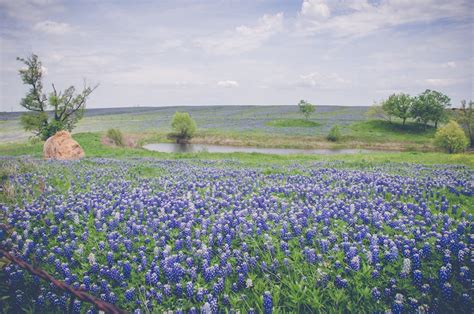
<box><xmin>349</xmin><ymin>256</ymin><xmax>360</xmax><ymax>271</ymax></box>
<box><xmin>371</xmin><ymin>270</ymin><xmax>379</xmax><ymax>278</ymax></box>
<box><xmin>155</xmin><ymin>292</ymin><xmax>163</xmax><ymax>304</ymax></box>
<box><xmin>371</xmin><ymin>287</ymin><xmax>381</xmax><ymax>301</ymax></box>
<box><xmin>263</xmin><ymin>291</ymin><xmax>272</xmax><ymax>314</ymax></box>
<box><xmin>125</xmin><ymin>288</ymin><xmax>135</xmax><ymax>302</ymax></box>
<box><xmin>175</xmin><ymin>283</ymin><xmax>183</xmax><ymax>298</ymax></box>
<box><xmin>72</xmin><ymin>300</ymin><xmax>81</xmax><ymax>313</ymax></box>
<box><xmin>335</xmin><ymin>275</ymin><xmax>348</xmax><ymax>289</ymax></box>
<box><xmin>222</xmin><ymin>294</ymin><xmax>230</xmax><ymax>306</ymax></box>
<box><xmin>196</xmin><ymin>287</ymin><xmax>204</xmax><ymax>302</ymax></box>
<box><xmin>186</xmin><ymin>281</ymin><xmax>194</xmax><ymax>298</ymax></box>
<box><xmin>123</xmin><ymin>261</ymin><xmax>131</xmax><ymax>278</ymax></box>
<box><xmin>439</xmin><ymin>266</ymin><xmax>449</xmax><ymax>284</ymax></box>
<box><xmin>392</xmin><ymin>294</ymin><xmax>404</xmax><ymax>314</ymax></box>
<box><xmin>413</xmin><ymin>270</ymin><xmax>422</xmax><ymax>288</ymax></box>
<box><xmin>35</xmin><ymin>294</ymin><xmax>45</xmax><ymax>307</ymax></box>
<box><xmin>442</xmin><ymin>282</ymin><xmax>452</xmax><ymax>299</ymax></box>
<box><xmin>106</xmin><ymin>251</ymin><xmax>114</xmax><ymax>266</ymax></box>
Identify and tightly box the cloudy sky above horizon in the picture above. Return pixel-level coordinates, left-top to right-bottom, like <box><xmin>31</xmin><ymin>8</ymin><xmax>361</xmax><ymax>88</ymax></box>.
<box><xmin>0</xmin><ymin>0</ymin><xmax>472</xmax><ymax>111</ymax></box>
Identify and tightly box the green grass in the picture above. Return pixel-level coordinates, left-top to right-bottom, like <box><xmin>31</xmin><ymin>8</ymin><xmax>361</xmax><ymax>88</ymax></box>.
<box><xmin>347</xmin><ymin>120</ymin><xmax>436</xmax><ymax>144</ymax></box>
<box><xmin>1</xmin><ymin>132</ymin><xmax>472</xmax><ymax>167</ymax></box>
<box><xmin>265</xmin><ymin>119</ymin><xmax>321</xmax><ymax>128</ymax></box>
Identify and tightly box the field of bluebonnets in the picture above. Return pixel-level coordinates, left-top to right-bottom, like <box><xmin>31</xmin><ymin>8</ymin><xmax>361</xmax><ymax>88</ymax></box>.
<box><xmin>0</xmin><ymin>105</ymin><xmax>366</xmax><ymax>142</ymax></box>
<box><xmin>0</xmin><ymin>157</ymin><xmax>473</xmax><ymax>313</ymax></box>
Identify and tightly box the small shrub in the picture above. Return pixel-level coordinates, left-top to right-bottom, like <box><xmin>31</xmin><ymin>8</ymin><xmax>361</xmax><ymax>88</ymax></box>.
<box><xmin>106</xmin><ymin>128</ymin><xmax>124</xmax><ymax>146</ymax></box>
<box><xmin>327</xmin><ymin>125</ymin><xmax>342</xmax><ymax>142</ymax></box>
<box><xmin>171</xmin><ymin>112</ymin><xmax>197</xmax><ymax>143</ymax></box>
<box><xmin>434</xmin><ymin>120</ymin><xmax>469</xmax><ymax>153</ymax></box>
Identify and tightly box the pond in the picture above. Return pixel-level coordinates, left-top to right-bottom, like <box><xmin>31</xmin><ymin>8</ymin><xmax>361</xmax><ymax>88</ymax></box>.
<box><xmin>143</xmin><ymin>143</ymin><xmax>380</xmax><ymax>155</ymax></box>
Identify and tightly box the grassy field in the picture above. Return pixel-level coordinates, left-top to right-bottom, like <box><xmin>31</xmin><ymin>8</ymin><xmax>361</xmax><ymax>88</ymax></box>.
<box><xmin>1</xmin><ymin>105</ymin><xmax>440</xmax><ymax>151</ymax></box>
<box><xmin>1</xmin><ymin>132</ymin><xmax>472</xmax><ymax>167</ymax></box>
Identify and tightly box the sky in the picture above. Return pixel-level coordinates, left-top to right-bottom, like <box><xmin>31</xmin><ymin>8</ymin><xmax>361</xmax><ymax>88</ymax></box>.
<box><xmin>0</xmin><ymin>0</ymin><xmax>473</xmax><ymax>111</ymax></box>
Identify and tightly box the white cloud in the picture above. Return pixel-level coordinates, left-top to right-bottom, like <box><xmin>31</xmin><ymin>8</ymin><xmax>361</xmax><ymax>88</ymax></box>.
<box><xmin>300</xmin><ymin>0</ymin><xmax>330</xmax><ymax>20</ymax></box>
<box><xmin>424</xmin><ymin>78</ymin><xmax>460</xmax><ymax>87</ymax></box>
<box><xmin>296</xmin><ymin>72</ymin><xmax>350</xmax><ymax>89</ymax></box>
<box><xmin>0</xmin><ymin>0</ymin><xmax>63</xmax><ymax>22</ymax></box>
<box><xmin>297</xmin><ymin>0</ymin><xmax>471</xmax><ymax>38</ymax></box>
<box><xmin>217</xmin><ymin>80</ymin><xmax>239</xmax><ymax>88</ymax></box>
<box><xmin>195</xmin><ymin>13</ymin><xmax>284</xmax><ymax>55</ymax></box>
<box><xmin>34</xmin><ymin>20</ymin><xmax>72</xmax><ymax>35</ymax></box>
<box><xmin>442</xmin><ymin>61</ymin><xmax>457</xmax><ymax>68</ymax></box>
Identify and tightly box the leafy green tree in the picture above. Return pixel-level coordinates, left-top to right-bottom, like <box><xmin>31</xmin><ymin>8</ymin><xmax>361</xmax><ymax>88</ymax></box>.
<box><xmin>434</xmin><ymin>120</ymin><xmax>469</xmax><ymax>153</ymax></box>
<box><xmin>17</xmin><ymin>54</ymin><xmax>98</xmax><ymax>140</ymax></box>
<box><xmin>453</xmin><ymin>100</ymin><xmax>473</xmax><ymax>147</ymax></box>
<box><xmin>171</xmin><ymin>112</ymin><xmax>197</xmax><ymax>142</ymax></box>
<box><xmin>411</xmin><ymin>89</ymin><xmax>450</xmax><ymax>128</ymax></box>
<box><xmin>298</xmin><ymin>100</ymin><xmax>315</xmax><ymax>120</ymax></box>
<box><xmin>381</xmin><ymin>93</ymin><xmax>413</xmax><ymax>126</ymax></box>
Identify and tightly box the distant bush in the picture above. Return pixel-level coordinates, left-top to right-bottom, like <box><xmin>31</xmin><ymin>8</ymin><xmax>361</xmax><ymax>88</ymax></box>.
<box><xmin>298</xmin><ymin>100</ymin><xmax>315</xmax><ymax>120</ymax></box>
<box><xmin>171</xmin><ymin>112</ymin><xmax>196</xmax><ymax>143</ymax></box>
<box><xmin>106</xmin><ymin>128</ymin><xmax>124</xmax><ymax>146</ymax></box>
<box><xmin>327</xmin><ymin>125</ymin><xmax>342</xmax><ymax>142</ymax></box>
<box><xmin>434</xmin><ymin>121</ymin><xmax>469</xmax><ymax>153</ymax></box>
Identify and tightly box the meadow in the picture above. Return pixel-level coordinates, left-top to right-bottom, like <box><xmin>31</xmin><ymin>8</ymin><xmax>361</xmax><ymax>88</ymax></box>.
<box><xmin>0</xmin><ymin>105</ymin><xmax>437</xmax><ymax>151</ymax></box>
<box><xmin>0</xmin><ymin>157</ymin><xmax>472</xmax><ymax>313</ymax></box>
<box><xmin>1</xmin><ymin>105</ymin><xmax>473</xmax><ymax>313</ymax></box>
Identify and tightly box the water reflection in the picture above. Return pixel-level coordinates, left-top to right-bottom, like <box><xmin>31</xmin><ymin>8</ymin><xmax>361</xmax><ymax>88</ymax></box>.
<box><xmin>143</xmin><ymin>143</ymin><xmax>378</xmax><ymax>155</ymax></box>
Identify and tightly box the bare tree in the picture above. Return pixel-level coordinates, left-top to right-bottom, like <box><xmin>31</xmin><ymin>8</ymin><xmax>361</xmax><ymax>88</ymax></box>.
<box><xmin>18</xmin><ymin>54</ymin><xmax>98</xmax><ymax>140</ymax></box>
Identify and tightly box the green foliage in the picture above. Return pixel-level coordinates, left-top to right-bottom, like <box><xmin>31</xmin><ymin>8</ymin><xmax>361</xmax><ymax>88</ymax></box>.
<box><xmin>453</xmin><ymin>100</ymin><xmax>474</xmax><ymax>147</ymax></box>
<box><xmin>298</xmin><ymin>100</ymin><xmax>315</xmax><ymax>120</ymax></box>
<box><xmin>171</xmin><ymin>112</ymin><xmax>197</xmax><ymax>142</ymax></box>
<box><xmin>17</xmin><ymin>54</ymin><xmax>97</xmax><ymax>140</ymax></box>
<box><xmin>382</xmin><ymin>93</ymin><xmax>413</xmax><ymax>125</ymax></box>
<box><xmin>434</xmin><ymin>120</ymin><xmax>469</xmax><ymax>153</ymax></box>
<box><xmin>266</xmin><ymin>119</ymin><xmax>320</xmax><ymax>128</ymax></box>
<box><xmin>411</xmin><ymin>89</ymin><xmax>451</xmax><ymax>128</ymax></box>
<box><xmin>327</xmin><ymin>125</ymin><xmax>342</xmax><ymax>142</ymax></box>
<box><xmin>106</xmin><ymin>128</ymin><xmax>125</xmax><ymax>146</ymax></box>
<box><xmin>20</xmin><ymin>111</ymin><xmax>48</xmax><ymax>134</ymax></box>
<box><xmin>366</xmin><ymin>102</ymin><xmax>391</xmax><ymax>122</ymax></box>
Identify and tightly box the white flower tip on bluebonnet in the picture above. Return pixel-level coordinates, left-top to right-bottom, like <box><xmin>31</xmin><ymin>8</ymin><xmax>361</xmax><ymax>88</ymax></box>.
<box><xmin>88</xmin><ymin>253</ymin><xmax>96</xmax><ymax>265</ymax></box>
<box><xmin>246</xmin><ymin>278</ymin><xmax>253</xmax><ymax>288</ymax></box>
<box><xmin>402</xmin><ymin>258</ymin><xmax>411</xmax><ymax>274</ymax></box>
<box><xmin>201</xmin><ymin>302</ymin><xmax>212</xmax><ymax>314</ymax></box>
<box><xmin>395</xmin><ymin>293</ymin><xmax>404</xmax><ymax>302</ymax></box>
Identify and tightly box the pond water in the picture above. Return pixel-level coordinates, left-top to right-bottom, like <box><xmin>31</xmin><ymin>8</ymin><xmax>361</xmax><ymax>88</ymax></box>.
<box><xmin>143</xmin><ymin>143</ymin><xmax>379</xmax><ymax>155</ymax></box>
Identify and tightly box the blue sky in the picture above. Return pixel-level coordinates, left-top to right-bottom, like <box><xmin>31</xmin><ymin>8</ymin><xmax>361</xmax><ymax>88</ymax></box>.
<box><xmin>0</xmin><ymin>0</ymin><xmax>472</xmax><ymax>111</ymax></box>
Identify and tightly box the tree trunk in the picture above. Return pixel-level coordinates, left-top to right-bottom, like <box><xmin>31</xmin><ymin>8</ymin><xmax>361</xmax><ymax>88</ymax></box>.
<box><xmin>434</xmin><ymin>120</ymin><xmax>438</xmax><ymax>128</ymax></box>
<box><xmin>402</xmin><ymin>118</ymin><xmax>406</xmax><ymax>126</ymax></box>
<box><xmin>468</xmin><ymin>128</ymin><xmax>473</xmax><ymax>147</ymax></box>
